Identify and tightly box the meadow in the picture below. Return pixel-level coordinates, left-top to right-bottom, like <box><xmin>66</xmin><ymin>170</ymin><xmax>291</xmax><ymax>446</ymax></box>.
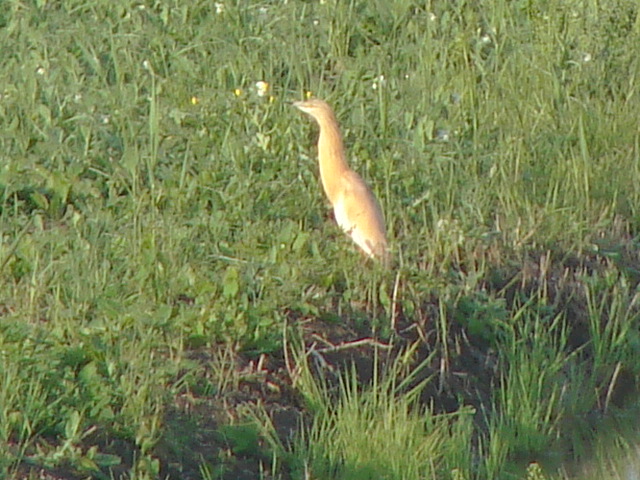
<box><xmin>1</xmin><ymin>0</ymin><xmax>640</xmax><ymax>479</ymax></box>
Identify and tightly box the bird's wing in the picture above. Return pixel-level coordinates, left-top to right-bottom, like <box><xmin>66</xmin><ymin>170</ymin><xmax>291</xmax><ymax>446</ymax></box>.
<box><xmin>334</xmin><ymin>170</ymin><xmax>387</xmax><ymax>258</ymax></box>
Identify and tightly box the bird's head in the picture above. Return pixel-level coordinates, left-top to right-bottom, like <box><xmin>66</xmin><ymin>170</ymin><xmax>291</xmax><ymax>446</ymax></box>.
<box><xmin>293</xmin><ymin>99</ymin><xmax>334</xmax><ymax>122</ymax></box>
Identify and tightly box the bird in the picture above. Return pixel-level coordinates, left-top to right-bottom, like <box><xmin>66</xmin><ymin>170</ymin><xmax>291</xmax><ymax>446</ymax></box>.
<box><xmin>293</xmin><ymin>98</ymin><xmax>389</xmax><ymax>264</ymax></box>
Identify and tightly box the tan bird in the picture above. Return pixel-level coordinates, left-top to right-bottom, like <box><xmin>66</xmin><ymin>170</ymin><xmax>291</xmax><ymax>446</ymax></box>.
<box><xmin>294</xmin><ymin>99</ymin><xmax>389</xmax><ymax>264</ymax></box>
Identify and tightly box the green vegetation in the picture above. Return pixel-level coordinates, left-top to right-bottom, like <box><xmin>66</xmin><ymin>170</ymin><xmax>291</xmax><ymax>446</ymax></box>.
<box><xmin>1</xmin><ymin>0</ymin><xmax>639</xmax><ymax>478</ymax></box>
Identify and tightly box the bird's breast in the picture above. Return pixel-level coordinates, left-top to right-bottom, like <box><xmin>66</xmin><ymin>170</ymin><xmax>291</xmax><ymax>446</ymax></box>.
<box><xmin>332</xmin><ymin>195</ymin><xmax>354</xmax><ymax>234</ymax></box>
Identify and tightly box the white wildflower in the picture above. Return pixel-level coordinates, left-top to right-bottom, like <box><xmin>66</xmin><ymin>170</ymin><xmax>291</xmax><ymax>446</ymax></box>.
<box><xmin>255</xmin><ymin>81</ymin><xmax>270</xmax><ymax>97</ymax></box>
<box><xmin>372</xmin><ymin>74</ymin><xmax>386</xmax><ymax>90</ymax></box>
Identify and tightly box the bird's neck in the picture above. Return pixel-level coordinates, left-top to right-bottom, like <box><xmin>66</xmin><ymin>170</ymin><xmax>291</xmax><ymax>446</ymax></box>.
<box><xmin>316</xmin><ymin>117</ymin><xmax>349</xmax><ymax>204</ymax></box>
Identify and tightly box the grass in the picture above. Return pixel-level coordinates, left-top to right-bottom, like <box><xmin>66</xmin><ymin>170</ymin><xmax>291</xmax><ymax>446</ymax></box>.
<box><xmin>290</xmin><ymin>345</ymin><xmax>475</xmax><ymax>480</ymax></box>
<box><xmin>1</xmin><ymin>0</ymin><xmax>640</xmax><ymax>478</ymax></box>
